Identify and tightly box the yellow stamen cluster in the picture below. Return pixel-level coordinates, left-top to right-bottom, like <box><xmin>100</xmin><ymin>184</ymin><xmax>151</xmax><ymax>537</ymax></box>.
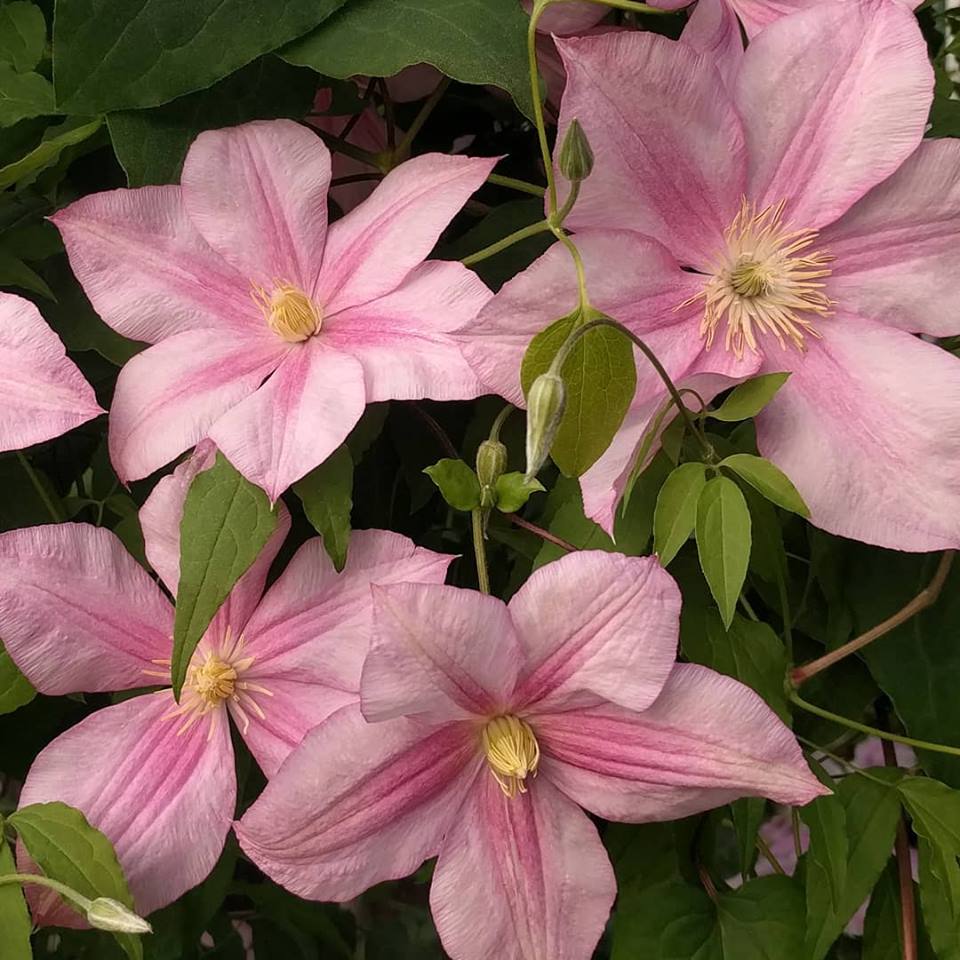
<box><xmin>145</xmin><ymin>627</ymin><xmax>273</xmax><ymax>740</ymax></box>
<box><xmin>252</xmin><ymin>280</ymin><xmax>322</xmax><ymax>343</ymax></box>
<box><xmin>482</xmin><ymin>714</ymin><xmax>540</xmax><ymax>798</ymax></box>
<box><xmin>682</xmin><ymin>198</ymin><xmax>834</xmax><ymax>358</ymax></box>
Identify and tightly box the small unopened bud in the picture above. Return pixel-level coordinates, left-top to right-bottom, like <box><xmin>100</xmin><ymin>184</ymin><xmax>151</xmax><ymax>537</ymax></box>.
<box><xmin>525</xmin><ymin>372</ymin><xmax>567</xmax><ymax>480</ymax></box>
<box><xmin>476</xmin><ymin>439</ymin><xmax>508</xmax><ymax>509</ymax></box>
<box><xmin>558</xmin><ymin>119</ymin><xmax>594</xmax><ymax>183</ymax></box>
<box><xmin>86</xmin><ymin>897</ymin><xmax>152</xmax><ymax>934</ymax></box>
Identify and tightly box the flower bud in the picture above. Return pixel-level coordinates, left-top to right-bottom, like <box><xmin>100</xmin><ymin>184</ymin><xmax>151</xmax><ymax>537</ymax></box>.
<box><xmin>476</xmin><ymin>439</ymin><xmax>508</xmax><ymax>509</ymax></box>
<box><xmin>558</xmin><ymin>119</ymin><xmax>594</xmax><ymax>183</ymax></box>
<box><xmin>524</xmin><ymin>372</ymin><xmax>567</xmax><ymax>480</ymax></box>
<box><xmin>86</xmin><ymin>897</ymin><xmax>152</xmax><ymax>934</ymax></box>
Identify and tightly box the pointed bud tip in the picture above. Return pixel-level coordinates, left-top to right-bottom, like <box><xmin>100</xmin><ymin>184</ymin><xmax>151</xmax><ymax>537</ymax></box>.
<box><xmin>86</xmin><ymin>897</ymin><xmax>152</xmax><ymax>935</ymax></box>
<box><xmin>524</xmin><ymin>371</ymin><xmax>567</xmax><ymax>479</ymax></box>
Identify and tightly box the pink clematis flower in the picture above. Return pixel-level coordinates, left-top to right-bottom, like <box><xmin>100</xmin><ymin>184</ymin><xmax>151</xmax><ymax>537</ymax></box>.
<box><xmin>52</xmin><ymin>119</ymin><xmax>495</xmax><ymax>499</ymax></box>
<box><xmin>237</xmin><ymin>551</ymin><xmax>825</xmax><ymax>960</ymax></box>
<box><xmin>466</xmin><ymin>1</ymin><xmax>960</xmax><ymax>551</ymax></box>
<box><xmin>0</xmin><ymin>291</ymin><xmax>103</xmax><ymax>450</ymax></box>
<box><xmin>0</xmin><ymin>459</ymin><xmax>452</xmax><ymax>921</ymax></box>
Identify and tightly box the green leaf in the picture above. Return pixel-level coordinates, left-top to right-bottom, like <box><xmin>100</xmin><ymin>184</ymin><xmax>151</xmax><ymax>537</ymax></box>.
<box><xmin>709</xmin><ymin>373</ymin><xmax>790</xmax><ymax>422</ymax></box>
<box><xmin>717</xmin><ymin>875</ymin><xmax>806</xmax><ymax>959</ymax></box>
<box><xmin>720</xmin><ymin>453</ymin><xmax>809</xmax><ymax>517</ymax></box>
<box><xmin>900</xmin><ymin>777</ymin><xmax>960</xmax><ymax>854</ymax></box>
<box><xmin>862</xmin><ymin>858</ymin><xmax>937</xmax><ymax>960</ymax></box>
<box><xmin>0</xmin><ymin>116</ymin><xmax>103</xmax><ymax>190</ymax></box>
<box><xmin>53</xmin><ymin>0</ymin><xmax>348</xmax><ymax>114</ymax></box>
<box><xmin>9</xmin><ymin>802</ymin><xmax>142</xmax><ymax>960</ymax></box>
<box><xmin>423</xmin><ymin>458</ymin><xmax>481</xmax><ymax>511</ymax></box>
<box><xmin>0</xmin><ymin>2</ymin><xmax>47</xmax><ymax>73</ymax></box>
<box><xmin>172</xmin><ymin>453</ymin><xmax>278</xmax><ymax>697</ymax></box>
<box><xmin>108</xmin><ymin>56</ymin><xmax>318</xmax><ymax>187</ymax></box>
<box><xmin>0</xmin><ymin>640</ymin><xmax>35</xmax><ymax>715</ymax></box>
<box><xmin>494</xmin><ymin>472</ymin><xmax>544</xmax><ymax>513</ymax></box>
<box><xmin>654</xmin><ymin>462</ymin><xmax>708</xmax><ymax>566</ymax></box>
<box><xmin>730</xmin><ymin>798</ymin><xmax>765</xmax><ymax>878</ymax></box>
<box><xmin>801</xmin><ymin>787</ymin><xmax>849</xmax><ymax>914</ymax></box>
<box><xmin>0</xmin><ymin>62</ymin><xmax>54</xmax><ymax>127</ymax></box>
<box><xmin>282</xmin><ymin>0</ymin><xmax>534</xmax><ymax>119</ymax></box>
<box><xmin>0</xmin><ymin>819</ymin><xmax>32</xmax><ymax>960</ymax></box>
<box><xmin>695</xmin><ymin>476</ymin><xmax>751</xmax><ymax>629</ymax></box>
<box><xmin>0</xmin><ymin>249</ymin><xmax>54</xmax><ymax>298</ymax></box>
<box><xmin>294</xmin><ymin>444</ymin><xmax>353</xmax><ymax>572</ymax></box>
<box><xmin>520</xmin><ymin>311</ymin><xmax>637</xmax><ymax>478</ymax></box>
<box><xmin>915</xmin><ymin>834</ymin><xmax>960</xmax><ymax>960</ymax></box>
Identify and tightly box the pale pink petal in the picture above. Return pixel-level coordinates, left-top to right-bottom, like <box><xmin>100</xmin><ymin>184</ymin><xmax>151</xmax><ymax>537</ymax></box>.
<box><xmin>509</xmin><ymin>551</ymin><xmax>680</xmax><ymax>713</ymax></box>
<box><xmin>108</xmin><ymin>330</ymin><xmax>287</xmax><ymax>483</ymax></box>
<box><xmin>19</xmin><ymin>691</ymin><xmax>235</xmax><ymax>920</ymax></box>
<box><xmin>51</xmin><ymin>186</ymin><xmax>259</xmax><ymax>343</ymax></box>
<box><xmin>316</xmin><ymin>153</ymin><xmax>497</xmax><ymax>313</ymax></box>
<box><xmin>208</xmin><ymin>343</ymin><xmax>366</xmax><ymax>501</ymax></box>
<box><xmin>0</xmin><ymin>524</ymin><xmax>172</xmax><ymax>694</ymax></box>
<box><xmin>557</xmin><ymin>32</ymin><xmax>746</xmax><ymax>269</ymax></box>
<box><xmin>235</xmin><ymin>705</ymin><xmax>481</xmax><ymax>901</ymax></box>
<box><xmin>727</xmin><ymin>0</ymin><xmax>816</xmax><ymax>36</ymax></box>
<box><xmin>181</xmin><ymin>120</ymin><xmax>331</xmax><ymax>291</ymax></box>
<box><xmin>820</xmin><ymin>139</ymin><xmax>960</xmax><ymax>337</ymax></box>
<box><xmin>523</xmin><ymin>0</ymin><xmax>606</xmax><ymax>33</ymax></box>
<box><xmin>681</xmin><ymin>0</ymin><xmax>743</xmax><ymax>87</ymax></box>
<box><xmin>327</xmin><ymin>260</ymin><xmax>488</xmax><ymax>402</ymax></box>
<box><xmin>238</xmin><ymin>530</ymin><xmax>453</xmax><ymax>776</ymax></box>
<box><xmin>736</xmin><ymin>0</ymin><xmax>932</xmax><ymax>229</ymax></box>
<box><xmin>430</xmin><ymin>774</ymin><xmax>616</xmax><ymax>960</ymax></box>
<box><xmin>755</xmin><ymin>314</ymin><xmax>960</xmax><ymax>551</ymax></box>
<box><xmin>0</xmin><ymin>293</ymin><xmax>102</xmax><ymax>450</ymax></box>
<box><xmin>362</xmin><ymin>582</ymin><xmax>521</xmax><ymax>723</ymax></box>
<box><xmin>538</xmin><ymin>663</ymin><xmax>826</xmax><ymax>821</ymax></box>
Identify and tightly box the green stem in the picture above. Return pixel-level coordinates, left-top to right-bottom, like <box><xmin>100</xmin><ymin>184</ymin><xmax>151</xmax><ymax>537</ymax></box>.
<box><xmin>552</xmin><ymin>180</ymin><xmax>581</xmax><ymax>227</ymax></box>
<box><xmin>487</xmin><ymin>173</ymin><xmax>546</xmax><ymax>198</ymax></box>
<box><xmin>489</xmin><ymin>404</ymin><xmax>515</xmax><ymax>442</ymax></box>
<box><xmin>17</xmin><ymin>451</ymin><xmax>63</xmax><ymax>522</ymax></box>
<box><xmin>0</xmin><ymin>872</ymin><xmax>91</xmax><ymax>911</ymax></box>
<box><xmin>309</xmin><ymin>126</ymin><xmax>381</xmax><ymax>168</ymax></box>
<box><xmin>395</xmin><ymin>76</ymin><xmax>451</xmax><ymax>159</ymax></box>
<box><xmin>461</xmin><ymin>219</ymin><xmax>551</xmax><ymax>266</ymax></box>
<box><xmin>755</xmin><ymin>834</ymin><xmax>785</xmax><ymax>876</ymax></box>
<box><xmin>471</xmin><ymin>509</ymin><xmax>491</xmax><ymax>594</ymax></box>
<box><xmin>528</xmin><ymin>0</ymin><xmax>559</xmax><ymax>215</ymax></box>
<box><xmin>789</xmin><ymin>691</ymin><xmax>960</xmax><ymax>758</ymax></box>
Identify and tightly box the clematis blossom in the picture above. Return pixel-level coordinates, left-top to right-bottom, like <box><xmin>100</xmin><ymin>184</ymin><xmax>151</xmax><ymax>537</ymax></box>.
<box><xmin>52</xmin><ymin>119</ymin><xmax>495</xmax><ymax>499</ymax></box>
<box><xmin>466</xmin><ymin>0</ymin><xmax>960</xmax><ymax>552</ymax></box>
<box><xmin>0</xmin><ymin>292</ymin><xmax>103</xmax><ymax>450</ymax></box>
<box><xmin>237</xmin><ymin>551</ymin><xmax>824</xmax><ymax>960</ymax></box>
<box><xmin>0</xmin><ymin>453</ymin><xmax>452</xmax><ymax>921</ymax></box>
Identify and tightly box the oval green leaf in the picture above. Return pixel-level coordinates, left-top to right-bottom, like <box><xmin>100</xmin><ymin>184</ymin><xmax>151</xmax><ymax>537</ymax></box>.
<box><xmin>494</xmin><ymin>471</ymin><xmax>545</xmax><ymax>514</ymax></box>
<box><xmin>653</xmin><ymin>462</ymin><xmax>707</xmax><ymax>566</ymax></box>
<box><xmin>423</xmin><ymin>458</ymin><xmax>481</xmax><ymax>511</ymax></box>
<box><xmin>721</xmin><ymin>453</ymin><xmax>809</xmax><ymax>517</ymax></box>
<box><xmin>709</xmin><ymin>372</ymin><xmax>790</xmax><ymax>422</ymax></box>
<box><xmin>294</xmin><ymin>444</ymin><xmax>353</xmax><ymax>572</ymax></box>
<box><xmin>0</xmin><ymin>822</ymin><xmax>32</xmax><ymax>960</ymax></box>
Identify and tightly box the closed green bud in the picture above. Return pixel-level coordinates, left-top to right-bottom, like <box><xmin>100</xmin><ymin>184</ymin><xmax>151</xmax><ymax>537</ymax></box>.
<box><xmin>558</xmin><ymin>118</ymin><xmax>594</xmax><ymax>183</ymax></box>
<box><xmin>525</xmin><ymin>372</ymin><xmax>567</xmax><ymax>480</ymax></box>
<box><xmin>86</xmin><ymin>897</ymin><xmax>152</xmax><ymax>935</ymax></box>
<box><xmin>476</xmin><ymin>439</ymin><xmax>508</xmax><ymax>510</ymax></box>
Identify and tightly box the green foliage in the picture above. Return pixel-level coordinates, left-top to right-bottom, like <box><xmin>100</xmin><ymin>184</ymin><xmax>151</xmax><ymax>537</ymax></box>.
<box><xmin>0</xmin><ymin>63</ymin><xmax>54</xmax><ymax>127</ymax></box>
<box><xmin>494</xmin><ymin>471</ymin><xmax>545</xmax><ymax>512</ymax></box>
<box><xmin>721</xmin><ymin>454</ymin><xmax>809</xmax><ymax>517</ymax></box>
<box><xmin>295</xmin><ymin>444</ymin><xmax>354</xmax><ymax>571</ymax></box>
<box><xmin>0</xmin><ymin>640</ymin><xmax>35</xmax><ymax>716</ymax></box>
<box><xmin>0</xmin><ymin>116</ymin><xmax>103</xmax><ymax>190</ymax></box>
<box><xmin>0</xmin><ymin>818</ymin><xmax>32</xmax><ymax>960</ymax></box>
<box><xmin>0</xmin><ymin>2</ymin><xmax>47</xmax><ymax>73</ymax></box>
<box><xmin>709</xmin><ymin>373</ymin><xmax>790</xmax><ymax>422</ymax></box>
<box><xmin>424</xmin><ymin>458</ymin><xmax>481</xmax><ymax>511</ymax></box>
<box><xmin>654</xmin><ymin>461</ymin><xmax>707</xmax><ymax>566</ymax></box>
<box><xmin>172</xmin><ymin>453</ymin><xmax>278</xmax><ymax>697</ymax></box>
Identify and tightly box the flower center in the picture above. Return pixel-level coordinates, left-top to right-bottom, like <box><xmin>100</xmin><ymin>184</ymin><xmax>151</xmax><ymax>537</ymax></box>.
<box><xmin>681</xmin><ymin>198</ymin><xmax>834</xmax><ymax>358</ymax></box>
<box><xmin>482</xmin><ymin>714</ymin><xmax>540</xmax><ymax>799</ymax></box>
<box><xmin>252</xmin><ymin>280</ymin><xmax>322</xmax><ymax>343</ymax></box>
<box><xmin>145</xmin><ymin>627</ymin><xmax>274</xmax><ymax>740</ymax></box>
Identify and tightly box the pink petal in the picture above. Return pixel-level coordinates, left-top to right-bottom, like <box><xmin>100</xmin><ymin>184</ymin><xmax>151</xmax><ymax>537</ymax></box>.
<box><xmin>181</xmin><ymin>120</ymin><xmax>331</xmax><ymax>292</ymax></box>
<box><xmin>820</xmin><ymin>139</ymin><xmax>960</xmax><ymax>337</ymax></box>
<box><xmin>316</xmin><ymin>153</ymin><xmax>497</xmax><ymax>314</ymax></box>
<box><xmin>326</xmin><ymin>260</ymin><xmax>488</xmax><ymax>402</ymax></box>
<box><xmin>238</xmin><ymin>530</ymin><xmax>453</xmax><ymax>776</ymax></box>
<box><xmin>51</xmin><ymin>185</ymin><xmax>258</xmax><ymax>343</ymax></box>
<box><xmin>19</xmin><ymin>691</ymin><xmax>235</xmax><ymax>920</ymax></box>
<box><xmin>235</xmin><ymin>705</ymin><xmax>481</xmax><ymax>901</ymax></box>
<box><xmin>557</xmin><ymin>32</ymin><xmax>746</xmax><ymax>269</ymax></box>
<box><xmin>430</xmin><ymin>774</ymin><xmax>616</xmax><ymax>960</ymax></box>
<box><xmin>509</xmin><ymin>551</ymin><xmax>681</xmax><ymax>713</ymax></box>
<box><xmin>0</xmin><ymin>293</ymin><xmax>103</xmax><ymax>450</ymax></box>
<box><xmin>756</xmin><ymin>314</ymin><xmax>960</xmax><ymax>551</ymax></box>
<box><xmin>537</xmin><ymin>663</ymin><xmax>826</xmax><ymax>821</ymax></box>
<box><xmin>523</xmin><ymin>0</ymin><xmax>606</xmax><ymax>34</ymax></box>
<box><xmin>108</xmin><ymin>330</ymin><xmax>287</xmax><ymax>483</ymax></box>
<box><xmin>362</xmin><ymin>582</ymin><xmax>522</xmax><ymax>723</ymax></box>
<box><xmin>681</xmin><ymin>0</ymin><xmax>744</xmax><ymax>87</ymax></box>
<box><xmin>0</xmin><ymin>524</ymin><xmax>172</xmax><ymax>695</ymax></box>
<box><xmin>208</xmin><ymin>343</ymin><xmax>366</xmax><ymax>500</ymax></box>
<box><xmin>736</xmin><ymin>0</ymin><xmax>932</xmax><ymax>230</ymax></box>
<box><xmin>728</xmin><ymin>0</ymin><xmax>817</xmax><ymax>36</ymax></box>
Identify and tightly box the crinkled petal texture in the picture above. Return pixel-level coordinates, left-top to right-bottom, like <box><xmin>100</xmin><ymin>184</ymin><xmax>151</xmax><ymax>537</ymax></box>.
<box><xmin>238</xmin><ymin>531</ymin><xmax>453</xmax><ymax>776</ymax></box>
<box><xmin>19</xmin><ymin>691</ymin><xmax>235</xmax><ymax>920</ymax></box>
<box><xmin>735</xmin><ymin>0</ymin><xmax>932</xmax><ymax>229</ymax></box>
<box><xmin>820</xmin><ymin>138</ymin><xmax>960</xmax><ymax>337</ymax></box>
<box><xmin>236</xmin><ymin>705</ymin><xmax>481</xmax><ymax>901</ymax></box>
<box><xmin>537</xmin><ymin>664</ymin><xmax>827</xmax><ymax>822</ymax></box>
<box><xmin>0</xmin><ymin>293</ymin><xmax>102</xmax><ymax>450</ymax></box>
<box><xmin>755</xmin><ymin>315</ymin><xmax>960</xmax><ymax>551</ymax></box>
<box><xmin>0</xmin><ymin>524</ymin><xmax>172</xmax><ymax>694</ymax></box>
<box><xmin>430</xmin><ymin>775</ymin><xmax>616</xmax><ymax>960</ymax></box>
